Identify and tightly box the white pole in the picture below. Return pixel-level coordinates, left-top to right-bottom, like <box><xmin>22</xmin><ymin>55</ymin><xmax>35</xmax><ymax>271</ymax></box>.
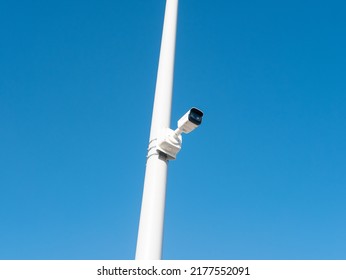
<box><xmin>135</xmin><ymin>0</ymin><xmax>179</xmax><ymax>260</ymax></box>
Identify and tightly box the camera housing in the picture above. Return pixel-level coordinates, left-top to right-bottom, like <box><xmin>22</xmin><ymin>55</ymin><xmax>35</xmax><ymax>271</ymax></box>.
<box><xmin>156</xmin><ymin>107</ymin><xmax>203</xmax><ymax>159</ymax></box>
<box><xmin>175</xmin><ymin>107</ymin><xmax>203</xmax><ymax>135</ymax></box>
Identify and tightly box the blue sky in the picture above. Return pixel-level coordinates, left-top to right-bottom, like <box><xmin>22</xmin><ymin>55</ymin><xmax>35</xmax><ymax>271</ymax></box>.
<box><xmin>1</xmin><ymin>0</ymin><xmax>345</xmax><ymax>260</ymax></box>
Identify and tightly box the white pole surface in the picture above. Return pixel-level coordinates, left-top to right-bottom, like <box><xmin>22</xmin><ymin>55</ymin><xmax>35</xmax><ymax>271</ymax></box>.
<box><xmin>135</xmin><ymin>0</ymin><xmax>179</xmax><ymax>260</ymax></box>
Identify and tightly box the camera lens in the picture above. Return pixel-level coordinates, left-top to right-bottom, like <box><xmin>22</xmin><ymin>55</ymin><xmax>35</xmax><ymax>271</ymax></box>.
<box><xmin>188</xmin><ymin>108</ymin><xmax>203</xmax><ymax>125</ymax></box>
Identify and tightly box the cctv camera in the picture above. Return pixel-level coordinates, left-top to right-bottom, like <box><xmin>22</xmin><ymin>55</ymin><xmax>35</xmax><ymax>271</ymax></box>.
<box><xmin>157</xmin><ymin>107</ymin><xmax>203</xmax><ymax>160</ymax></box>
<box><xmin>175</xmin><ymin>107</ymin><xmax>203</xmax><ymax>135</ymax></box>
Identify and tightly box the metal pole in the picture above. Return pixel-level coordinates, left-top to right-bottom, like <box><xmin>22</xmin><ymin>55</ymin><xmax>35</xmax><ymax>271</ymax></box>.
<box><xmin>135</xmin><ymin>0</ymin><xmax>179</xmax><ymax>260</ymax></box>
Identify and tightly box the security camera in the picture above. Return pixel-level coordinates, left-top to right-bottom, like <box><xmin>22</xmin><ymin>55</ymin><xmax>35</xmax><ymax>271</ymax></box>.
<box><xmin>174</xmin><ymin>107</ymin><xmax>203</xmax><ymax>135</ymax></box>
<box><xmin>157</xmin><ymin>107</ymin><xmax>203</xmax><ymax>159</ymax></box>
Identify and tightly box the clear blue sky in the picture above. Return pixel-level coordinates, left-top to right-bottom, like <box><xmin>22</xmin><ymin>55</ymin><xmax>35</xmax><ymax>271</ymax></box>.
<box><xmin>1</xmin><ymin>0</ymin><xmax>345</xmax><ymax>260</ymax></box>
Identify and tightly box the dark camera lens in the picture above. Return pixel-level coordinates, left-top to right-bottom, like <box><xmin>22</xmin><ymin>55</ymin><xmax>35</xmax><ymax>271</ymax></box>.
<box><xmin>188</xmin><ymin>108</ymin><xmax>203</xmax><ymax>125</ymax></box>
<box><xmin>191</xmin><ymin>112</ymin><xmax>201</xmax><ymax>121</ymax></box>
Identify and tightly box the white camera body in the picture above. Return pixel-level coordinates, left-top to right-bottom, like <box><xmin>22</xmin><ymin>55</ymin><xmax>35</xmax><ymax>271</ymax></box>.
<box><xmin>156</xmin><ymin>108</ymin><xmax>203</xmax><ymax>160</ymax></box>
<box><xmin>176</xmin><ymin>107</ymin><xmax>203</xmax><ymax>134</ymax></box>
